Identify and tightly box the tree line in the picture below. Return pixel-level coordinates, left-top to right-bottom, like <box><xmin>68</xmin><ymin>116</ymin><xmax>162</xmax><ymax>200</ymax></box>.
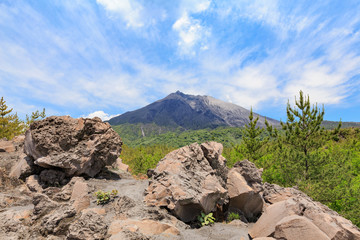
<box><xmin>232</xmin><ymin>91</ymin><xmax>359</xmax><ymax>226</ymax></box>
<box><xmin>0</xmin><ymin>97</ymin><xmax>46</xmax><ymax>139</ymax></box>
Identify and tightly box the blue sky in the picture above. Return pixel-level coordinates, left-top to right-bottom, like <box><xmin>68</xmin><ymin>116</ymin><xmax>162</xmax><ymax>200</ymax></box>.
<box><xmin>1</xmin><ymin>0</ymin><xmax>360</xmax><ymax>122</ymax></box>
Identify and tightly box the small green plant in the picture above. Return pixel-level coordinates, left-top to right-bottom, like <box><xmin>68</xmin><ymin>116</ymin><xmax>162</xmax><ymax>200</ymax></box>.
<box><xmin>94</xmin><ymin>189</ymin><xmax>118</xmax><ymax>205</ymax></box>
<box><xmin>197</xmin><ymin>212</ymin><xmax>215</xmax><ymax>226</ymax></box>
<box><xmin>227</xmin><ymin>212</ymin><xmax>241</xmax><ymax>222</ymax></box>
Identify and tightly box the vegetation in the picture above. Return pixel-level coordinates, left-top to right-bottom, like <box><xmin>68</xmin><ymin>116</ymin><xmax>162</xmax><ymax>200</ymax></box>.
<box><xmin>227</xmin><ymin>91</ymin><xmax>359</xmax><ymax>227</ymax></box>
<box><xmin>197</xmin><ymin>212</ymin><xmax>215</xmax><ymax>226</ymax></box>
<box><xmin>113</xmin><ymin>124</ymin><xmax>243</xmax><ymax>148</ymax></box>
<box><xmin>226</xmin><ymin>212</ymin><xmax>241</xmax><ymax>222</ymax></box>
<box><xmin>235</xmin><ymin>108</ymin><xmax>267</xmax><ymax>161</ymax></box>
<box><xmin>94</xmin><ymin>189</ymin><xmax>118</xmax><ymax>205</ymax></box>
<box><xmin>113</xmin><ymin>91</ymin><xmax>360</xmax><ymax>227</ymax></box>
<box><xmin>0</xmin><ymin>96</ymin><xmax>46</xmax><ymax>139</ymax></box>
<box><xmin>121</xmin><ymin>144</ymin><xmax>176</xmax><ymax>175</ymax></box>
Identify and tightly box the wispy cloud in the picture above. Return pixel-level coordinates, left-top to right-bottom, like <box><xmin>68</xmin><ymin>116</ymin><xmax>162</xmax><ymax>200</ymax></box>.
<box><xmin>0</xmin><ymin>1</ymin><xmax>360</xmax><ymax>121</ymax></box>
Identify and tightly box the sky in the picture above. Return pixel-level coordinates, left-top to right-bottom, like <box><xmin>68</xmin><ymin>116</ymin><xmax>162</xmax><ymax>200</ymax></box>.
<box><xmin>1</xmin><ymin>0</ymin><xmax>360</xmax><ymax>122</ymax></box>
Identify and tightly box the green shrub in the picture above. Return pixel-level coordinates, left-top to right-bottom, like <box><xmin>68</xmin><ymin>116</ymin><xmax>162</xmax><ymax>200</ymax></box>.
<box><xmin>197</xmin><ymin>212</ymin><xmax>215</xmax><ymax>226</ymax></box>
<box><xmin>94</xmin><ymin>189</ymin><xmax>118</xmax><ymax>205</ymax></box>
<box><xmin>227</xmin><ymin>212</ymin><xmax>241</xmax><ymax>222</ymax></box>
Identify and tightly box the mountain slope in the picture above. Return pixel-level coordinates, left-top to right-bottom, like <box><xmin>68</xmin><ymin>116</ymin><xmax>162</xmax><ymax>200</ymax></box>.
<box><xmin>108</xmin><ymin>91</ymin><xmax>279</xmax><ymax>129</ymax></box>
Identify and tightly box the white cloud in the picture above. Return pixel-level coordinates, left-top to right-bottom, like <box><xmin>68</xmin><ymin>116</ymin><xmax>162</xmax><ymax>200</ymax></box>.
<box><xmin>85</xmin><ymin>111</ymin><xmax>119</xmax><ymax>121</ymax></box>
<box><xmin>181</xmin><ymin>0</ymin><xmax>211</xmax><ymax>13</ymax></box>
<box><xmin>172</xmin><ymin>14</ymin><xmax>210</xmax><ymax>56</ymax></box>
<box><xmin>172</xmin><ymin>0</ymin><xmax>211</xmax><ymax>56</ymax></box>
<box><xmin>96</xmin><ymin>0</ymin><xmax>144</xmax><ymax>28</ymax></box>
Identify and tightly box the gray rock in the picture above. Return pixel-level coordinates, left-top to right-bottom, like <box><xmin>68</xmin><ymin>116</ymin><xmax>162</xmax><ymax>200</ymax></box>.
<box><xmin>39</xmin><ymin>204</ymin><xmax>76</xmax><ymax>236</ymax></box>
<box><xmin>32</xmin><ymin>193</ymin><xmax>59</xmax><ymax>219</ymax></box>
<box><xmin>227</xmin><ymin>168</ymin><xmax>263</xmax><ymax>221</ymax></box>
<box><xmin>232</xmin><ymin>160</ymin><xmax>263</xmax><ymax>192</ymax></box>
<box><xmin>67</xmin><ymin>211</ymin><xmax>108</xmax><ymax>240</ymax></box>
<box><xmin>24</xmin><ymin>116</ymin><xmax>123</xmax><ymax>177</ymax></box>
<box><xmin>26</xmin><ymin>174</ymin><xmax>43</xmax><ymax>192</ymax></box>
<box><xmin>145</xmin><ymin>142</ymin><xmax>227</xmax><ymax>222</ymax></box>
<box><xmin>274</xmin><ymin>215</ymin><xmax>330</xmax><ymax>240</ymax></box>
<box><xmin>39</xmin><ymin>169</ymin><xmax>67</xmax><ymax>186</ymax></box>
<box><xmin>9</xmin><ymin>155</ymin><xmax>40</xmax><ymax>180</ymax></box>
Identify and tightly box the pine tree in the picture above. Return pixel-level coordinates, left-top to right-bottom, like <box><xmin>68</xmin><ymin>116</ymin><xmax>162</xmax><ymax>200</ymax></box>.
<box><xmin>236</xmin><ymin>108</ymin><xmax>266</xmax><ymax>161</ymax></box>
<box><xmin>281</xmin><ymin>90</ymin><xmax>325</xmax><ymax>178</ymax></box>
<box><xmin>25</xmin><ymin>108</ymin><xmax>46</xmax><ymax>128</ymax></box>
<box><xmin>0</xmin><ymin>97</ymin><xmax>23</xmax><ymax>139</ymax></box>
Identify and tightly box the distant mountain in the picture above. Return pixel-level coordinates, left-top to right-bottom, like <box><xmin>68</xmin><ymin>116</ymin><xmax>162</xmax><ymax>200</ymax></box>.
<box><xmin>108</xmin><ymin>91</ymin><xmax>280</xmax><ymax>129</ymax></box>
<box><xmin>322</xmin><ymin>120</ymin><xmax>360</xmax><ymax>129</ymax></box>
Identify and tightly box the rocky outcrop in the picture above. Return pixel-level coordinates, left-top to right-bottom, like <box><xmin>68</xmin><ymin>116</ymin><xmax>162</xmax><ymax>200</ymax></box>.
<box><xmin>145</xmin><ymin>142</ymin><xmax>228</xmax><ymax>222</ymax></box>
<box><xmin>68</xmin><ymin>211</ymin><xmax>108</xmax><ymax>240</ymax></box>
<box><xmin>24</xmin><ymin>116</ymin><xmax>123</xmax><ymax>177</ymax></box>
<box><xmin>1</xmin><ymin>133</ymin><xmax>360</xmax><ymax>240</ymax></box>
<box><xmin>249</xmin><ymin>184</ymin><xmax>360</xmax><ymax>240</ymax></box>
<box><xmin>227</xmin><ymin>167</ymin><xmax>263</xmax><ymax>220</ymax></box>
<box><xmin>274</xmin><ymin>215</ymin><xmax>330</xmax><ymax>240</ymax></box>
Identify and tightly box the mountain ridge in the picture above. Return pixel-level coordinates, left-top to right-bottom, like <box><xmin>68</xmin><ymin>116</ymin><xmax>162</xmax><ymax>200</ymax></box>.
<box><xmin>108</xmin><ymin>91</ymin><xmax>280</xmax><ymax>129</ymax></box>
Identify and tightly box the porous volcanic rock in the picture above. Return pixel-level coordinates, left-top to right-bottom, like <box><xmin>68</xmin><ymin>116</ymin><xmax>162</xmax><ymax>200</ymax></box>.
<box><xmin>67</xmin><ymin>211</ymin><xmax>108</xmax><ymax>240</ymax></box>
<box><xmin>145</xmin><ymin>142</ymin><xmax>228</xmax><ymax>222</ymax></box>
<box><xmin>24</xmin><ymin>116</ymin><xmax>123</xmax><ymax>177</ymax></box>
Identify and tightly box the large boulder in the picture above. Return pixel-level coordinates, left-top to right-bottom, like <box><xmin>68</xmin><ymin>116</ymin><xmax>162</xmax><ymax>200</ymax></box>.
<box><xmin>145</xmin><ymin>142</ymin><xmax>228</xmax><ymax>222</ymax></box>
<box><xmin>226</xmin><ymin>167</ymin><xmax>263</xmax><ymax>221</ymax></box>
<box><xmin>274</xmin><ymin>215</ymin><xmax>330</xmax><ymax>240</ymax></box>
<box><xmin>250</xmin><ymin>184</ymin><xmax>360</xmax><ymax>240</ymax></box>
<box><xmin>24</xmin><ymin>116</ymin><xmax>123</xmax><ymax>177</ymax></box>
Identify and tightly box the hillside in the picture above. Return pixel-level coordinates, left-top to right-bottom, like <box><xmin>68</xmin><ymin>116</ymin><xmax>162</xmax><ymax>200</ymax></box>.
<box><xmin>112</xmin><ymin>124</ymin><xmax>244</xmax><ymax>148</ymax></box>
<box><xmin>108</xmin><ymin>91</ymin><xmax>280</xmax><ymax>129</ymax></box>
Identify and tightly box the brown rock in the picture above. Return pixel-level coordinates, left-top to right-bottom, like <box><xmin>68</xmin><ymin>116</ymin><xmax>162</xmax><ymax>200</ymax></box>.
<box><xmin>67</xmin><ymin>211</ymin><xmax>108</xmax><ymax>240</ymax></box>
<box><xmin>253</xmin><ymin>183</ymin><xmax>360</xmax><ymax>240</ymax></box>
<box><xmin>262</xmin><ymin>183</ymin><xmax>305</xmax><ymax>204</ymax></box>
<box><xmin>274</xmin><ymin>215</ymin><xmax>330</xmax><ymax>240</ymax></box>
<box><xmin>145</xmin><ymin>142</ymin><xmax>227</xmax><ymax>222</ymax></box>
<box><xmin>32</xmin><ymin>193</ymin><xmax>59</xmax><ymax>217</ymax></box>
<box><xmin>109</xmin><ymin>219</ymin><xmax>180</xmax><ymax>237</ymax></box>
<box><xmin>38</xmin><ymin>204</ymin><xmax>76</xmax><ymax>235</ymax></box>
<box><xmin>249</xmin><ymin>199</ymin><xmax>301</xmax><ymax>238</ymax></box>
<box><xmin>39</xmin><ymin>169</ymin><xmax>67</xmax><ymax>186</ymax></box>
<box><xmin>0</xmin><ymin>206</ymin><xmax>33</xmax><ymax>239</ymax></box>
<box><xmin>305</xmin><ymin>212</ymin><xmax>358</xmax><ymax>240</ymax></box>
<box><xmin>82</xmin><ymin>208</ymin><xmax>106</xmax><ymax>215</ymax></box>
<box><xmin>200</xmin><ymin>142</ymin><xmax>228</xmax><ymax>185</ymax></box>
<box><xmin>232</xmin><ymin>160</ymin><xmax>263</xmax><ymax>192</ymax></box>
<box><xmin>24</xmin><ymin>116</ymin><xmax>123</xmax><ymax>177</ymax></box>
<box><xmin>70</xmin><ymin>178</ymin><xmax>90</xmax><ymax>213</ymax></box>
<box><xmin>26</xmin><ymin>175</ymin><xmax>43</xmax><ymax>192</ymax></box>
<box><xmin>0</xmin><ymin>140</ymin><xmax>15</xmax><ymax>153</ymax></box>
<box><xmin>113</xmin><ymin>158</ymin><xmax>129</xmax><ymax>172</ymax></box>
<box><xmin>0</xmin><ymin>136</ymin><xmax>26</xmax><ymax>173</ymax></box>
<box><xmin>253</xmin><ymin>238</ymin><xmax>276</xmax><ymax>240</ymax></box>
<box><xmin>9</xmin><ymin>155</ymin><xmax>39</xmax><ymax>180</ymax></box>
<box><xmin>227</xmin><ymin>168</ymin><xmax>263</xmax><ymax>220</ymax></box>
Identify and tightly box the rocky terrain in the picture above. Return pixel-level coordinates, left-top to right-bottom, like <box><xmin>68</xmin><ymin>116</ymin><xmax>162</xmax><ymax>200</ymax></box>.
<box><xmin>0</xmin><ymin>116</ymin><xmax>359</xmax><ymax>240</ymax></box>
<box><xmin>108</xmin><ymin>91</ymin><xmax>279</xmax><ymax>129</ymax></box>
